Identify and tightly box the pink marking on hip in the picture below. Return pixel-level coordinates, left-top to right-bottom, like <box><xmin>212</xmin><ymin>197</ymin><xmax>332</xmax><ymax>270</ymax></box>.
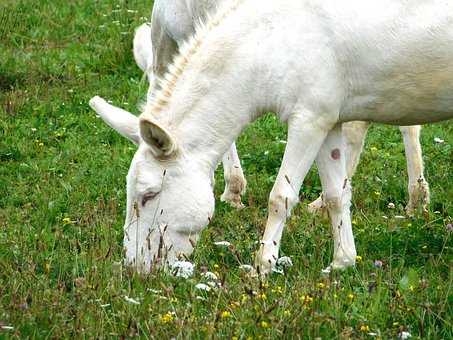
<box><xmin>331</xmin><ymin>148</ymin><xmax>341</xmax><ymax>160</ymax></box>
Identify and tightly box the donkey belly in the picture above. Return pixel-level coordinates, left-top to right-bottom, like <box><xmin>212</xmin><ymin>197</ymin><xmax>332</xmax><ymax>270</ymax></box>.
<box><xmin>341</xmin><ymin>52</ymin><xmax>453</xmax><ymax>125</ymax></box>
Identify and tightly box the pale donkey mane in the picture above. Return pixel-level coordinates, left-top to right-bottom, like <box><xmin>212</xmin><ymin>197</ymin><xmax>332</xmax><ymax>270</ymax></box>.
<box><xmin>143</xmin><ymin>0</ymin><xmax>244</xmax><ymax>117</ymax></box>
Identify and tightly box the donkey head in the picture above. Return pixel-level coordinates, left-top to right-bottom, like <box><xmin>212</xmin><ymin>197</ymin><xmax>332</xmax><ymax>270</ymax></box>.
<box><xmin>90</xmin><ymin>96</ymin><xmax>215</xmax><ymax>272</ymax></box>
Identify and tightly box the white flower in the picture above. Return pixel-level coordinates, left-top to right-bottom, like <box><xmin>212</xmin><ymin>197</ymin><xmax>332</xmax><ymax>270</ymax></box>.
<box><xmin>171</xmin><ymin>261</ymin><xmax>194</xmax><ymax>279</ymax></box>
<box><xmin>147</xmin><ymin>288</ymin><xmax>162</xmax><ymax>294</ymax></box>
<box><xmin>387</xmin><ymin>202</ymin><xmax>395</xmax><ymax>209</ymax></box>
<box><xmin>273</xmin><ymin>256</ymin><xmax>293</xmax><ymax>274</ymax></box>
<box><xmin>395</xmin><ymin>215</ymin><xmax>405</xmax><ymax>219</ymax></box>
<box><xmin>124</xmin><ymin>296</ymin><xmax>140</xmax><ymax>305</ymax></box>
<box><xmin>207</xmin><ymin>281</ymin><xmax>219</xmax><ymax>288</ymax></box>
<box><xmin>100</xmin><ymin>303</ymin><xmax>110</xmax><ymax>308</ymax></box>
<box><xmin>434</xmin><ymin>137</ymin><xmax>444</xmax><ymax>144</ymax></box>
<box><xmin>195</xmin><ymin>283</ymin><xmax>211</xmax><ymax>292</ymax></box>
<box><xmin>201</xmin><ymin>271</ymin><xmax>218</xmax><ymax>281</ymax></box>
<box><xmin>399</xmin><ymin>331</ymin><xmax>411</xmax><ymax>339</ymax></box>
<box><xmin>1</xmin><ymin>326</ymin><xmax>14</xmax><ymax>330</ymax></box>
<box><xmin>276</xmin><ymin>256</ymin><xmax>293</xmax><ymax>268</ymax></box>
<box><xmin>239</xmin><ymin>264</ymin><xmax>254</xmax><ymax>272</ymax></box>
<box><xmin>321</xmin><ymin>266</ymin><xmax>331</xmax><ymax>275</ymax></box>
<box><xmin>214</xmin><ymin>241</ymin><xmax>231</xmax><ymax>247</ymax></box>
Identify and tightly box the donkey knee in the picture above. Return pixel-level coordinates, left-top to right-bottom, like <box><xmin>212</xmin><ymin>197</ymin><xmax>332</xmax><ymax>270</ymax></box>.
<box><xmin>268</xmin><ymin>191</ymin><xmax>298</xmax><ymax>217</ymax></box>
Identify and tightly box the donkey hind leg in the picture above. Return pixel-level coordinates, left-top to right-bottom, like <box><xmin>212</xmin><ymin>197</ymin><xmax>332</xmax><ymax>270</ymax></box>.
<box><xmin>221</xmin><ymin>142</ymin><xmax>247</xmax><ymax>208</ymax></box>
<box><xmin>400</xmin><ymin>125</ymin><xmax>430</xmax><ymax>216</ymax></box>
<box><xmin>316</xmin><ymin>125</ymin><xmax>356</xmax><ymax>271</ymax></box>
<box><xmin>255</xmin><ymin>113</ymin><xmax>336</xmax><ymax>275</ymax></box>
<box><xmin>308</xmin><ymin>121</ymin><xmax>370</xmax><ymax>215</ymax></box>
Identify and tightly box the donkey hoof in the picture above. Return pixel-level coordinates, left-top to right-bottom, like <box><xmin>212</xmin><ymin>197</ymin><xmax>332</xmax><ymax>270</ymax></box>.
<box><xmin>220</xmin><ymin>192</ymin><xmax>245</xmax><ymax>209</ymax></box>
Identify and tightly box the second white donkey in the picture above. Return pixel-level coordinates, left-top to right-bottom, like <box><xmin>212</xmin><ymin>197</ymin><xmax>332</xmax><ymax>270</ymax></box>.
<box><xmin>133</xmin><ymin>0</ymin><xmax>247</xmax><ymax>209</ymax></box>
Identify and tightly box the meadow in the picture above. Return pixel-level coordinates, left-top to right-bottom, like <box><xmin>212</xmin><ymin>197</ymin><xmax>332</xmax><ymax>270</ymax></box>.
<box><xmin>0</xmin><ymin>0</ymin><xmax>452</xmax><ymax>338</ymax></box>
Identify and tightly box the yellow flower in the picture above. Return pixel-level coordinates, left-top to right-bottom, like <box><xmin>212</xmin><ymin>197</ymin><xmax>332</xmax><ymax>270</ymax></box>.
<box><xmin>355</xmin><ymin>255</ymin><xmax>363</xmax><ymax>263</ymax></box>
<box><xmin>283</xmin><ymin>310</ymin><xmax>291</xmax><ymax>317</ymax></box>
<box><xmin>347</xmin><ymin>293</ymin><xmax>354</xmax><ymax>300</ymax></box>
<box><xmin>229</xmin><ymin>301</ymin><xmax>240</xmax><ymax>309</ymax></box>
<box><xmin>370</xmin><ymin>146</ymin><xmax>378</xmax><ymax>152</ymax></box>
<box><xmin>38</xmin><ymin>142</ymin><xmax>44</xmax><ymax>147</ymax></box>
<box><xmin>160</xmin><ymin>312</ymin><xmax>174</xmax><ymax>323</ymax></box>
<box><xmin>213</xmin><ymin>264</ymin><xmax>220</xmax><ymax>269</ymax></box>
<box><xmin>360</xmin><ymin>325</ymin><xmax>370</xmax><ymax>332</ymax></box>
<box><xmin>271</xmin><ymin>285</ymin><xmax>283</xmax><ymax>294</ymax></box>
<box><xmin>317</xmin><ymin>282</ymin><xmax>326</xmax><ymax>289</ymax></box>
<box><xmin>258</xmin><ymin>293</ymin><xmax>267</xmax><ymax>300</ymax></box>
<box><xmin>241</xmin><ymin>294</ymin><xmax>249</xmax><ymax>303</ymax></box>
<box><xmin>352</xmin><ymin>220</ymin><xmax>358</xmax><ymax>225</ymax></box>
<box><xmin>62</xmin><ymin>217</ymin><xmax>73</xmax><ymax>225</ymax></box>
<box><xmin>409</xmin><ymin>285</ymin><xmax>415</xmax><ymax>292</ymax></box>
<box><xmin>300</xmin><ymin>295</ymin><xmax>313</xmax><ymax>304</ymax></box>
<box><xmin>221</xmin><ymin>311</ymin><xmax>232</xmax><ymax>318</ymax></box>
<box><xmin>232</xmin><ymin>337</ymin><xmax>238</xmax><ymax>340</ymax></box>
<box><xmin>374</xmin><ymin>191</ymin><xmax>381</xmax><ymax>197</ymax></box>
<box><xmin>260</xmin><ymin>321</ymin><xmax>270</xmax><ymax>329</ymax></box>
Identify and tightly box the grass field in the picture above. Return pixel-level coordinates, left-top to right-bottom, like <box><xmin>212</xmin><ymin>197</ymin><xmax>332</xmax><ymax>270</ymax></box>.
<box><xmin>1</xmin><ymin>0</ymin><xmax>452</xmax><ymax>338</ymax></box>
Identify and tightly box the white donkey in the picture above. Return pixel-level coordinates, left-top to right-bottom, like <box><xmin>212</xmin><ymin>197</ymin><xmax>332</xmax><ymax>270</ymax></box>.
<box><xmin>133</xmin><ymin>0</ymin><xmax>247</xmax><ymax>209</ymax></box>
<box><xmin>133</xmin><ymin>0</ymin><xmax>430</xmax><ymax>216</ymax></box>
<box><xmin>90</xmin><ymin>0</ymin><xmax>453</xmax><ymax>274</ymax></box>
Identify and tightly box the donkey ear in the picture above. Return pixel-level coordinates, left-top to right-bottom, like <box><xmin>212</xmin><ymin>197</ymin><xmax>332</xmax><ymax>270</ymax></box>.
<box><xmin>89</xmin><ymin>96</ymin><xmax>140</xmax><ymax>144</ymax></box>
<box><xmin>139</xmin><ymin>116</ymin><xmax>177</xmax><ymax>157</ymax></box>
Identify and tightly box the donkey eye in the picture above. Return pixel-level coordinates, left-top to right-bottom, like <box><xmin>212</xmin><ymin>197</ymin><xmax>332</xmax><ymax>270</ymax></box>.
<box><xmin>141</xmin><ymin>191</ymin><xmax>159</xmax><ymax>206</ymax></box>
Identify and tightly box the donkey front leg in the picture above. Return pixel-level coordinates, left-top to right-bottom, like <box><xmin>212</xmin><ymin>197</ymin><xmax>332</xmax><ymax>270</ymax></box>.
<box><xmin>400</xmin><ymin>125</ymin><xmax>430</xmax><ymax>216</ymax></box>
<box><xmin>255</xmin><ymin>114</ymin><xmax>333</xmax><ymax>274</ymax></box>
<box><xmin>220</xmin><ymin>142</ymin><xmax>247</xmax><ymax>208</ymax></box>
<box><xmin>316</xmin><ymin>125</ymin><xmax>356</xmax><ymax>270</ymax></box>
<box><xmin>308</xmin><ymin>121</ymin><xmax>370</xmax><ymax>214</ymax></box>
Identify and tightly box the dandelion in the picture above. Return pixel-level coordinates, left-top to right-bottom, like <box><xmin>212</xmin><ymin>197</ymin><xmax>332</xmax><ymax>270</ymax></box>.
<box><xmin>355</xmin><ymin>255</ymin><xmax>363</xmax><ymax>263</ymax></box>
<box><xmin>260</xmin><ymin>321</ymin><xmax>270</xmax><ymax>329</ymax></box>
<box><xmin>360</xmin><ymin>325</ymin><xmax>370</xmax><ymax>332</ymax></box>
<box><xmin>124</xmin><ymin>296</ymin><xmax>140</xmax><ymax>305</ymax></box>
<box><xmin>160</xmin><ymin>312</ymin><xmax>174</xmax><ymax>323</ymax></box>
<box><xmin>221</xmin><ymin>310</ymin><xmax>231</xmax><ymax>318</ymax></box>
<box><xmin>347</xmin><ymin>293</ymin><xmax>354</xmax><ymax>300</ymax></box>
<box><xmin>62</xmin><ymin>217</ymin><xmax>73</xmax><ymax>225</ymax></box>
<box><xmin>257</xmin><ymin>293</ymin><xmax>267</xmax><ymax>300</ymax></box>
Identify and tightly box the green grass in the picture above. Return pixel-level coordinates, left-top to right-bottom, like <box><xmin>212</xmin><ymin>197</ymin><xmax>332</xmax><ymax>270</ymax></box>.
<box><xmin>1</xmin><ymin>0</ymin><xmax>452</xmax><ymax>338</ymax></box>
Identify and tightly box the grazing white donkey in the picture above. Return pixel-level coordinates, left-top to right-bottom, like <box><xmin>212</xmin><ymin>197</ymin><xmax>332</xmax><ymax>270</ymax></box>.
<box><xmin>133</xmin><ymin>0</ymin><xmax>430</xmax><ymax>216</ymax></box>
<box><xmin>133</xmin><ymin>0</ymin><xmax>247</xmax><ymax>208</ymax></box>
<box><xmin>90</xmin><ymin>0</ymin><xmax>453</xmax><ymax>274</ymax></box>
